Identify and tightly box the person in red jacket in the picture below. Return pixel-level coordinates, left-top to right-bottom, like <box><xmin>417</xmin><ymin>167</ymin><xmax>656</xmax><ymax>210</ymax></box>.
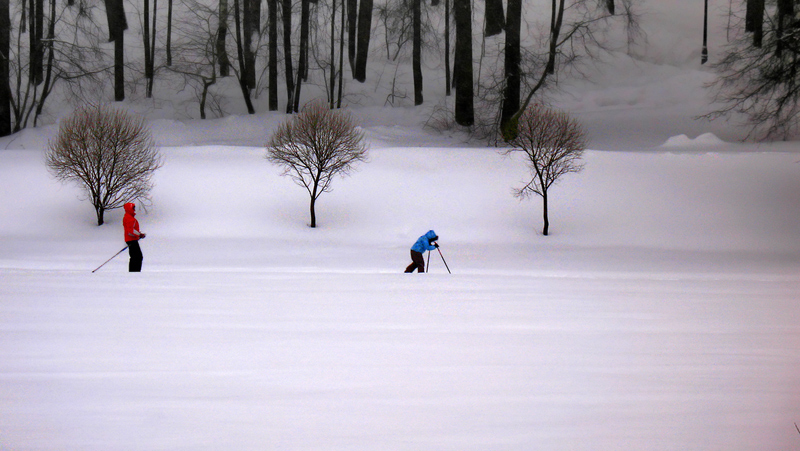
<box><xmin>123</xmin><ymin>202</ymin><xmax>146</xmax><ymax>272</ymax></box>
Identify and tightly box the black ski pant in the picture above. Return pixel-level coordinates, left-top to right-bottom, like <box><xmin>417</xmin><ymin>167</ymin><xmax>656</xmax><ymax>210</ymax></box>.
<box><xmin>404</xmin><ymin>250</ymin><xmax>425</xmax><ymax>273</ymax></box>
<box><xmin>127</xmin><ymin>240</ymin><xmax>143</xmax><ymax>272</ymax></box>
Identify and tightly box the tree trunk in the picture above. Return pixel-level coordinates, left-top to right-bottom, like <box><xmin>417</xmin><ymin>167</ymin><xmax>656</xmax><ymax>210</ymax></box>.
<box><xmin>453</xmin><ymin>0</ymin><xmax>473</xmax><ymax>126</ymax></box>
<box><xmin>701</xmin><ymin>0</ymin><xmax>708</xmax><ymax>64</ymax></box>
<box><xmin>745</xmin><ymin>0</ymin><xmax>765</xmax><ymax>47</ymax></box>
<box><xmin>337</xmin><ymin>0</ymin><xmax>345</xmax><ymax>107</ymax></box>
<box><xmin>775</xmin><ymin>0</ymin><xmax>794</xmax><ymax>58</ymax></box>
<box><xmin>353</xmin><ymin>0</ymin><xmax>372</xmax><ymax>82</ymax></box>
<box><xmin>546</xmin><ymin>0</ymin><xmax>564</xmax><ymax>75</ymax></box>
<box><xmin>30</xmin><ymin>0</ymin><xmax>44</xmax><ymax>85</ymax></box>
<box><xmin>444</xmin><ymin>0</ymin><xmax>450</xmax><ymax>96</ymax></box>
<box><xmin>309</xmin><ymin>197</ymin><xmax>317</xmax><ymax>227</ymax></box>
<box><xmin>105</xmin><ymin>0</ymin><xmax>128</xmax><ymax>101</ymax></box>
<box><xmin>147</xmin><ymin>0</ymin><xmax>158</xmax><ymax>96</ymax></box>
<box><xmin>96</xmin><ymin>205</ymin><xmax>105</xmax><ymax>226</ymax></box>
<box><xmin>143</xmin><ymin>0</ymin><xmax>151</xmax><ymax>92</ymax></box>
<box><xmin>234</xmin><ymin>0</ymin><xmax>256</xmax><ymax>113</ymax></box>
<box><xmin>309</xmin><ymin>182</ymin><xmax>318</xmax><ymax>228</ymax></box>
<box><xmin>293</xmin><ymin>0</ymin><xmax>310</xmax><ymax>112</ymax></box>
<box><xmin>243</xmin><ymin>0</ymin><xmax>259</xmax><ymax>89</ymax></box>
<box><xmin>33</xmin><ymin>0</ymin><xmax>56</xmax><ymax>126</ymax></box>
<box><xmin>504</xmin><ymin>0</ymin><xmax>564</xmax><ymax>140</ymax></box>
<box><xmin>282</xmin><ymin>0</ymin><xmax>294</xmax><ymax>112</ymax></box>
<box><xmin>752</xmin><ymin>0</ymin><xmax>764</xmax><ymax>47</ymax></box>
<box><xmin>218</xmin><ymin>0</ymin><xmax>231</xmax><ymax>77</ymax></box>
<box><xmin>500</xmin><ymin>0</ymin><xmax>520</xmax><ymax>131</ymax></box>
<box><xmin>166</xmin><ymin>0</ymin><xmax>173</xmax><ymax>65</ymax></box>
<box><xmin>0</xmin><ymin>0</ymin><xmax>10</xmax><ymax>137</ymax></box>
<box><xmin>330</xmin><ymin>0</ymin><xmax>336</xmax><ymax>107</ymax></box>
<box><xmin>107</xmin><ymin>0</ymin><xmax>129</xmax><ymax>41</ymax></box>
<box><xmin>484</xmin><ymin>0</ymin><xmax>504</xmax><ymax>37</ymax></box>
<box><xmin>541</xmin><ymin>190</ymin><xmax>549</xmax><ymax>236</ymax></box>
<box><xmin>114</xmin><ymin>33</ymin><xmax>125</xmax><ymax>101</ymax></box>
<box><xmin>200</xmin><ymin>78</ymin><xmax>215</xmax><ymax>119</ymax></box>
<box><xmin>268</xmin><ymin>0</ymin><xmax>278</xmax><ymax>110</ymax></box>
<box><xmin>412</xmin><ymin>0</ymin><xmax>422</xmax><ymax>105</ymax></box>
<box><xmin>347</xmin><ymin>0</ymin><xmax>357</xmax><ymax>73</ymax></box>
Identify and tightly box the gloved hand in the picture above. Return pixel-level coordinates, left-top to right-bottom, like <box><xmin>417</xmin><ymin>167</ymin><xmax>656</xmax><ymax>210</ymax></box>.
<box><xmin>434</xmin><ymin>242</ymin><xmax>439</xmax><ymax>248</ymax></box>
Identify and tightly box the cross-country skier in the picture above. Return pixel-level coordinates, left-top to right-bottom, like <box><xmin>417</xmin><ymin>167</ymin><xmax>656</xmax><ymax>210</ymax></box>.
<box><xmin>404</xmin><ymin>230</ymin><xmax>439</xmax><ymax>273</ymax></box>
<box><xmin>123</xmin><ymin>202</ymin><xmax>147</xmax><ymax>272</ymax></box>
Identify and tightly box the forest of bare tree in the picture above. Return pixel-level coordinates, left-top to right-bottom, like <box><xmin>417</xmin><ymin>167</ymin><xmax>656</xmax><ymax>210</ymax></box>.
<box><xmin>0</xmin><ymin>0</ymin><xmax>798</xmax><ymax>141</ymax></box>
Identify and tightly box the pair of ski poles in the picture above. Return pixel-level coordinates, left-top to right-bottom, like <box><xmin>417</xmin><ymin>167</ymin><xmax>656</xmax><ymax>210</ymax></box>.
<box><xmin>427</xmin><ymin>245</ymin><xmax>451</xmax><ymax>274</ymax></box>
<box><xmin>93</xmin><ymin>240</ymin><xmax>451</xmax><ymax>274</ymax></box>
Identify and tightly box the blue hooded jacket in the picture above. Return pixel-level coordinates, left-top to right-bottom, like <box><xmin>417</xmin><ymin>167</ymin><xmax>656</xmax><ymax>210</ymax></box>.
<box><xmin>411</xmin><ymin>230</ymin><xmax>439</xmax><ymax>254</ymax></box>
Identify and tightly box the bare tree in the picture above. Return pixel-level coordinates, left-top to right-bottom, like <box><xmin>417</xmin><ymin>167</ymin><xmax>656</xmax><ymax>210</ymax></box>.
<box><xmin>705</xmin><ymin>1</ymin><xmax>800</xmax><ymax>140</ymax></box>
<box><xmin>266</xmin><ymin>101</ymin><xmax>368</xmax><ymax>228</ymax></box>
<box><xmin>501</xmin><ymin>0</ymin><xmax>637</xmax><ymax>140</ymax></box>
<box><xmin>46</xmin><ymin>104</ymin><xmax>162</xmax><ymax>226</ymax></box>
<box><xmin>168</xmin><ymin>0</ymin><xmax>222</xmax><ymax>119</ymax></box>
<box><xmin>503</xmin><ymin>103</ymin><xmax>586</xmax><ymax>236</ymax></box>
<box><xmin>5</xmin><ymin>0</ymin><xmax>109</xmax><ymax>133</ymax></box>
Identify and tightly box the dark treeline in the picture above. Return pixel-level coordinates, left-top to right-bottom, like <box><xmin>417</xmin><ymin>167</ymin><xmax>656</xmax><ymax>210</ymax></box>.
<box><xmin>0</xmin><ymin>0</ymin><xmax>797</xmax><ymax>141</ymax></box>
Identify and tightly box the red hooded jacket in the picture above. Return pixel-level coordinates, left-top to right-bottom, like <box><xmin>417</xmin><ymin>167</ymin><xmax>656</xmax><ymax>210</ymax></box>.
<box><xmin>123</xmin><ymin>203</ymin><xmax>143</xmax><ymax>242</ymax></box>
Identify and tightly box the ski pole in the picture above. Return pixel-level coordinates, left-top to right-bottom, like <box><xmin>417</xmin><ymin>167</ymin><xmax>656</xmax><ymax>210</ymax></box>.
<box><xmin>92</xmin><ymin>246</ymin><xmax>128</xmax><ymax>273</ymax></box>
<box><xmin>437</xmin><ymin>247</ymin><xmax>451</xmax><ymax>274</ymax></box>
<box><xmin>426</xmin><ymin>250</ymin><xmax>431</xmax><ymax>273</ymax></box>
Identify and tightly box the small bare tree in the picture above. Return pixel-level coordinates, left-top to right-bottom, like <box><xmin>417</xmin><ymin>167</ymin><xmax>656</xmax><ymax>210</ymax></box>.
<box><xmin>266</xmin><ymin>101</ymin><xmax>368</xmax><ymax>228</ymax></box>
<box><xmin>46</xmin><ymin>104</ymin><xmax>162</xmax><ymax>226</ymax></box>
<box><xmin>503</xmin><ymin>104</ymin><xmax>586</xmax><ymax>236</ymax></box>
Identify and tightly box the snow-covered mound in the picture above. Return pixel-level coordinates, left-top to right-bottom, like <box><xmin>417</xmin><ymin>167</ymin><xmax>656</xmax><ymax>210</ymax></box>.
<box><xmin>660</xmin><ymin>132</ymin><xmax>727</xmax><ymax>148</ymax></box>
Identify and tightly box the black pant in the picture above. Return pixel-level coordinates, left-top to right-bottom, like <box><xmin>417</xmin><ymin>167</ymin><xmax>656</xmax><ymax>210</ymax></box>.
<box><xmin>127</xmin><ymin>240</ymin><xmax>143</xmax><ymax>272</ymax></box>
<box><xmin>404</xmin><ymin>250</ymin><xmax>425</xmax><ymax>273</ymax></box>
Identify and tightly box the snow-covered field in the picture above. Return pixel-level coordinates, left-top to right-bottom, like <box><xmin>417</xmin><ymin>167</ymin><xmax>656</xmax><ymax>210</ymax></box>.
<box><xmin>3</xmin><ymin>123</ymin><xmax>799</xmax><ymax>450</ymax></box>
<box><xmin>2</xmin><ymin>0</ymin><xmax>800</xmax><ymax>448</ymax></box>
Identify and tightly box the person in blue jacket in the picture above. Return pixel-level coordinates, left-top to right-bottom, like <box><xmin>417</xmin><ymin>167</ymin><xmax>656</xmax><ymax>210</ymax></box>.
<box><xmin>404</xmin><ymin>230</ymin><xmax>439</xmax><ymax>273</ymax></box>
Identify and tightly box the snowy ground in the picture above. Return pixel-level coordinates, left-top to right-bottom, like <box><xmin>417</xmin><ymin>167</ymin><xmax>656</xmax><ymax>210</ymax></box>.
<box><xmin>2</xmin><ymin>1</ymin><xmax>800</xmax><ymax>448</ymax></box>
<box><xmin>2</xmin><ymin>136</ymin><xmax>799</xmax><ymax>450</ymax></box>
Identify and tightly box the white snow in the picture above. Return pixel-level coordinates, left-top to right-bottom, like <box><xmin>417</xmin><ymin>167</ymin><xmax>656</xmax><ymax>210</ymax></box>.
<box><xmin>2</xmin><ymin>0</ymin><xmax>800</xmax><ymax>449</ymax></box>
<box><xmin>660</xmin><ymin>132</ymin><xmax>727</xmax><ymax>148</ymax></box>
